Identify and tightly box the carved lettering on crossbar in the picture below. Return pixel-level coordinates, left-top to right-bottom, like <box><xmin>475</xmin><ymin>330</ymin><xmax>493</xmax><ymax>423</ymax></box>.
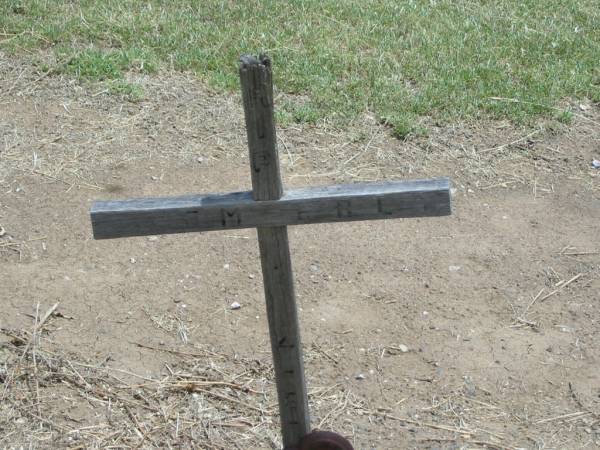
<box><xmin>221</xmin><ymin>208</ymin><xmax>242</xmax><ymax>227</ymax></box>
<box><xmin>336</xmin><ymin>200</ymin><xmax>352</xmax><ymax>218</ymax></box>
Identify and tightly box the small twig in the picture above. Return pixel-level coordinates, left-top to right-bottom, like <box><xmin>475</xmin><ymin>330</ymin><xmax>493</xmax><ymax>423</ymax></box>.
<box><xmin>3</xmin><ymin>68</ymin><xmax>27</xmax><ymax>98</ymax></box>
<box><xmin>192</xmin><ymin>387</ymin><xmax>271</xmax><ymax>414</ymax></box>
<box><xmin>169</xmin><ymin>380</ymin><xmax>261</xmax><ymax>395</ymax></box>
<box><xmin>469</xmin><ymin>441</ymin><xmax>515</xmax><ymax>450</ymax></box>
<box><xmin>561</xmin><ymin>251</ymin><xmax>599</xmax><ymax>256</ymax></box>
<box><xmin>478</xmin><ymin>130</ymin><xmax>541</xmax><ymax>154</ymax></box>
<box><xmin>277</xmin><ymin>134</ymin><xmax>294</xmax><ymax>167</ymax></box>
<box><xmin>418</xmin><ymin>438</ymin><xmax>514</xmax><ymax>450</ymax></box>
<box><xmin>509</xmin><ymin>317</ymin><xmax>539</xmax><ymax>329</ymax></box>
<box><xmin>368</xmin><ymin>410</ymin><xmax>474</xmax><ymax>435</ymax></box>
<box><xmin>333</xmin><ymin>329</ymin><xmax>353</xmax><ymax>335</ymax></box>
<box><xmin>131</xmin><ymin>341</ymin><xmax>224</xmax><ymax>359</ymax></box>
<box><xmin>30</xmin><ymin>169</ymin><xmax>74</xmax><ymax>188</ymax></box>
<box><xmin>32</xmin><ymin>304</ymin><xmax>42</xmax><ymax>417</ymax></box>
<box><xmin>569</xmin><ymin>382</ymin><xmax>600</xmax><ymax>419</ymax></box>
<box><xmin>463</xmin><ymin>397</ymin><xmax>501</xmax><ymax>410</ymax></box>
<box><xmin>318</xmin><ymin>389</ymin><xmax>351</xmax><ymax>428</ymax></box>
<box><xmin>311</xmin><ymin>341</ymin><xmax>338</xmax><ymax>365</ymax></box>
<box><xmin>124</xmin><ymin>405</ymin><xmax>145</xmax><ymax>438</ymax></box>
<box><xmin>342</xmin><ymin>128</ymin><xmax>380</xmax><ymax>166</ymax></box>
<box><xmin>19</xmin><ymin>303</ymin><xmax>59</xmax><ymax>362</ymax></box>
<box><xmin>59</xmin><ymin>358</ymin><xmax>158</xmax><ymax>382</ymax></box>
<box><xmin>539</xmin><ymin>273</ymin><xmax>583</xmax><ymax>302</ymax></box>
<box><xmin>524</xmin><ymin>288</ymin><xmax>544</xmax><ymax>315</ymax></box>
<box><xmin>27</xmin><ymin>236</ymin><xmax>47</xmax><ymax>242</ymax></box>
<box><xmin>535</xmin><ymin>410</ymin><xmax>589</xmax><ymax>424</ymax></box>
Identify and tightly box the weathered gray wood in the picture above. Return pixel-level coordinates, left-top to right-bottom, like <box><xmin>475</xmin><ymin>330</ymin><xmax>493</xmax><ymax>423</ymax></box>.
<box><xmin>88</xmin><ymin>54</ymin><xmax>454</xmax><ymax>449</ymax></box>
<box><xmin>91</xmin><ymin>178</ymin><xmax>451</xmax><ymax>239</ymax></box>
<box><xmin>240</xmin><ymin>55</ymin><xmax>311</xmax><ymax>447</ymax></box>
<box><xmin>239</xmin><ymin>54</ymin><xmax>283</xmax><ymax>201</ymax></box>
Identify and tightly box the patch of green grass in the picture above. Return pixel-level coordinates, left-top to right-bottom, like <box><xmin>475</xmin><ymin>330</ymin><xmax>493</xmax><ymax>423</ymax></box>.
<box><xmin>275</xmin><ymin>97</ymin><xmax>322</xmax><ymax>126</ymax></box>
<box><xmin>107</xmin><ymin>80</ymin><xmax>144</xmax><ymax>102</ymax></box>
<box><xmin>60</xmin><ymin>48</ymin><xmax>157</xmax><ymax>80</ymax></box>
<box><xmin>63</xmin><ymin>49</ymin><xmax>123</xmax><ymax>80</ymax></box>
<box><xmin>555</xmin><ymin>110</ymin><xmax>574</xmax><ymax>124</ymax></box>
<box><xmin>1</xmin><ymin>0</ymin><xmax>599</xmax><ymax>130</ymax></box>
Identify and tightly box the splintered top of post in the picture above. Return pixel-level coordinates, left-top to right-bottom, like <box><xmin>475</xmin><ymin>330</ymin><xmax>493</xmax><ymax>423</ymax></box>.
<box><xmin>239</xmin><ymin>54</ymin><xmax>271</xmax><ymax>69</ymax></box>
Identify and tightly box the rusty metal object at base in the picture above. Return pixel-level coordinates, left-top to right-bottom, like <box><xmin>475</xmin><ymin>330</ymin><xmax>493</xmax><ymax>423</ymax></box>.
<box><xmin>285</xmin><ymin>430</ymin><xmax>354</xmax><ymax>450</ymax></box>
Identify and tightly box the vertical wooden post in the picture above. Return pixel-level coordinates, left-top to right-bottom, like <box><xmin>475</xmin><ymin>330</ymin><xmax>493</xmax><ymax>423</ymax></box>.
<box><xmin>239</xmin><ymin>55</ymin><xmax>311</xmax><ymax>448</ymax></box>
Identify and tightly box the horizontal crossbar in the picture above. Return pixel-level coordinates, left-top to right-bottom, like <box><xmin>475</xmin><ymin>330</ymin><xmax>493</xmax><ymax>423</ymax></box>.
<box><xmin>91</xmin><ymin>178</ymin><xmax>451</xmax><ymax>239</ymax></box>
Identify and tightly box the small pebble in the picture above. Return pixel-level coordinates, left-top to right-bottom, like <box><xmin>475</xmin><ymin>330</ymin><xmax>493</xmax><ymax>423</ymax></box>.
<box><xmin>147</xmin><ymin>236</ymin><xmax>158</xmax><ymax>241</ymax></box>
<box><xmin>230</xmin><ymin>301</ymin><xmax>241</xmax><ymax>310</ymax></box>
<box><xmin>197</xmin><ymin>156</ymin><xmax>205</xmax><ymax>163</ymax></box>
<box><xmin>398</xmin><ymin>344</ymin><xmax>409</xmax><ymax>353</ymax></box>
<box><xmin>130</xmin><ymin>257</ymin><xmax>136</xmax><ymax>264</ymax></box>
<box><xmin>223</xmin><ymin>263</ymin><xmax>230</xmax><ymax>270</ymax></box>
<box><xmin>355</xmin><ymin>373</ymin><xmax>366</xmax><ymax>380</ymax></box>
<box><xmin>449</xmin><ymin>265</ymin><xmax>461</xmax><ymax>272</ymax></box>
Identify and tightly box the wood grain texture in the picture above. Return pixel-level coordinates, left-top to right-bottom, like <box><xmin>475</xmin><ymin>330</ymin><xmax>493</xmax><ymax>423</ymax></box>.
<box><xmin>88</xmin><ymin>53</ymin><xmax>455</xmax><ymax>449</ymax></box>
<box><xmin>91</xmin><ymin>178</ymin><xmax>451</xmax><ymax>239</ymax></box>
<box><xmin>239</xmin><ymin>54</ymin><xmax>283</xmax><ymax>201</ymax></box>
<box><xmin>239</xmin><ymin>54</ymin><xmax>311</xmax><ymax>447</ymax></box>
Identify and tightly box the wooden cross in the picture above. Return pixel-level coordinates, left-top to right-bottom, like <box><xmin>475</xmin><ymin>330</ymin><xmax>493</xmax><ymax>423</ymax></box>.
<box><xmin>90</xmin><ymin>55</ymin><xmax>451</xmax><ymax>449</ymax></box>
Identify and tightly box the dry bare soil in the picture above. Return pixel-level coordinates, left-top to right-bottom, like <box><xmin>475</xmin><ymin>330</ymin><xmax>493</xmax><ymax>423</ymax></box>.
<box><xmin>1</xmin><ymin>54</ymin><xmax>599</xmax><ymax>449</ymax></box>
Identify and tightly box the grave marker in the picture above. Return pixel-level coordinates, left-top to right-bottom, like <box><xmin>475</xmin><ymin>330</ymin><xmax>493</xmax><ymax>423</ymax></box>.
<box><xmin>90</xmin><ymin>55</ymin><xmax>452</xmax><ymax>450</ymax></box>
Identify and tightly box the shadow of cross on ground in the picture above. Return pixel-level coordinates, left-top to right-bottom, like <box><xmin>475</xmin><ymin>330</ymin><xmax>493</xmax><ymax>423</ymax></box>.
<box><xmin>89</xmin><ymin>55</ymin><xmax>452</xmax><ymax>450</ymax></box>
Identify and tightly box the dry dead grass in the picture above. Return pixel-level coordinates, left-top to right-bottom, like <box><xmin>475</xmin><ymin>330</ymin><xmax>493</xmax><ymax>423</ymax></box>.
<box><xmin>0</xmin><ymin>307</ymin><xmax>365</xmax><ymax>449</ymax></box>
<box><xmin>2</xmin><ymin>302</ymin><xmax>599</xmax><ymax>449</ymax></box>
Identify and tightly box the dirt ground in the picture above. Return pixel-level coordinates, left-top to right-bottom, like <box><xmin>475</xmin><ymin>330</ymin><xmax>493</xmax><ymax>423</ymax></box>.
<box><xmin>1</xmin><ymin>53</ymin><xmax>599</xmax><ymax>449</ymax></box>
